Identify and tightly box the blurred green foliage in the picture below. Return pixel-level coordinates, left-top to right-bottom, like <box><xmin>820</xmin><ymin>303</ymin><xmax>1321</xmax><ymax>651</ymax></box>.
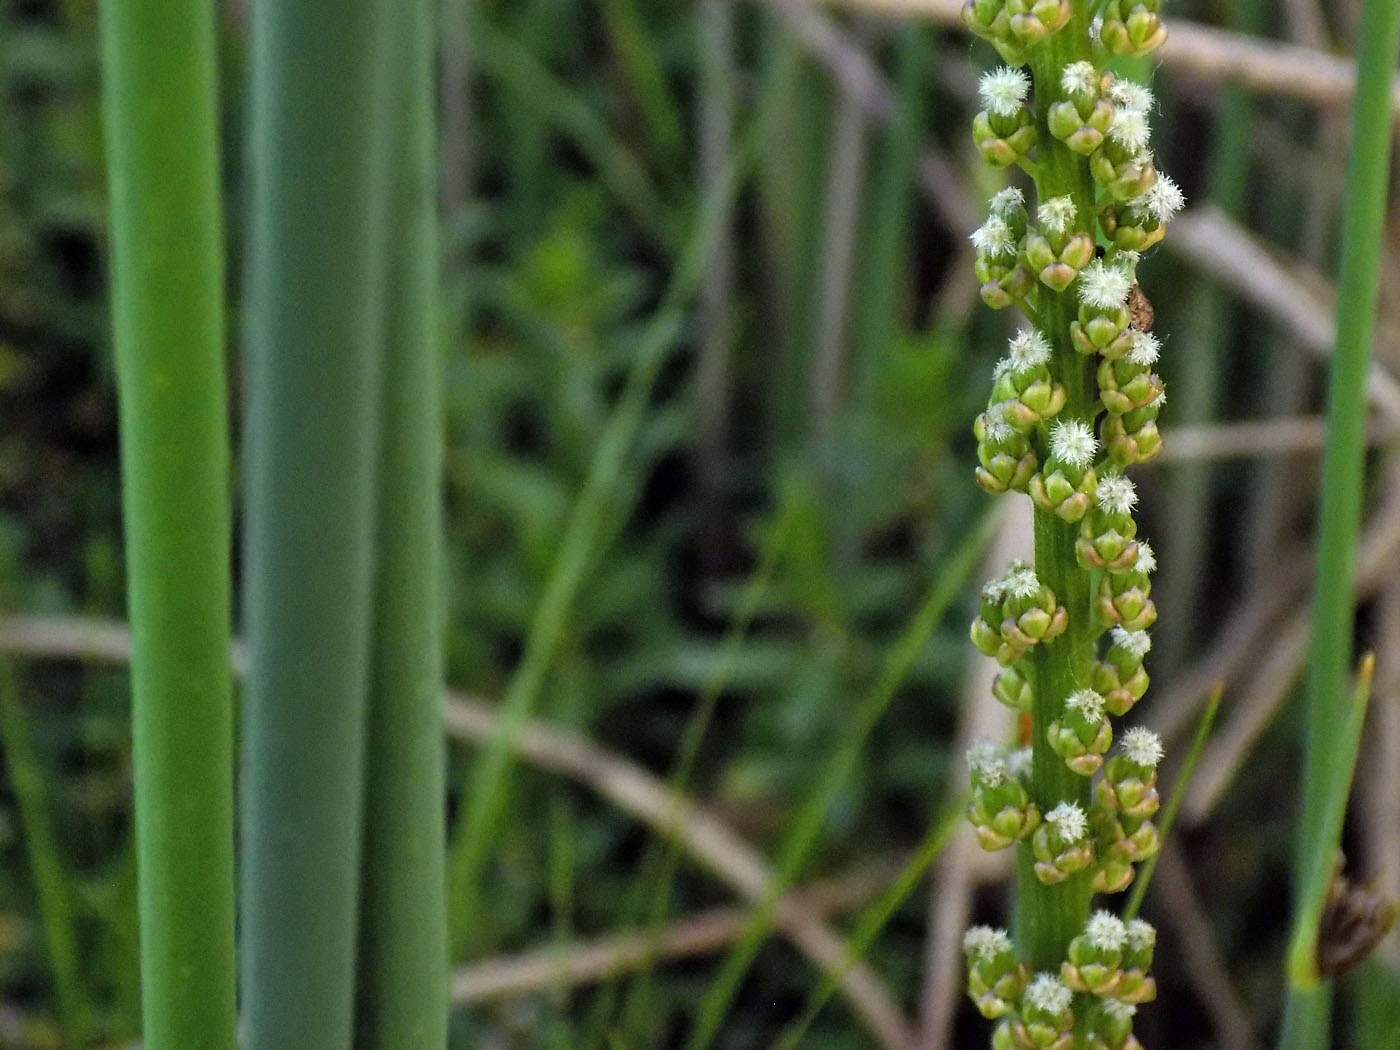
<box><xmin>0</xmin><ymin>0</ymin><xmax>1397</xmax><ymax>1047</ymax></box>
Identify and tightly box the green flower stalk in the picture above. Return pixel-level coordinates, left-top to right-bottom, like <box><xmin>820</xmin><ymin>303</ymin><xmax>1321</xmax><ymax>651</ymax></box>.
<box><xmin>960</xmin><ymin>4</ymin><xmax>1177</xmax><ymax>1047</ymax></box>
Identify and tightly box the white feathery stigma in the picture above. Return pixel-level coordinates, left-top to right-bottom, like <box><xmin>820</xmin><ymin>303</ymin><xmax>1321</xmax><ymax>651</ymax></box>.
<box><xmin>1050</xmin><ymin>418</ymin><xmax>1098</xmax><ymax>468</ymax></box>
<box><xmin>967</xmin><ymin>739</ymin><xmax>1008</xmax><ymax>785</ymax></box>
<box><xmin>1078</xmin><ymin>258</ymin><xmax>1134</xmax><ymax>309</ymax></box>
<box><xmin>1038</xmin><ymin>195</ymin><xmax>1078</xmax><ymax>235</ymax></box>
<box><xmin>980</xmin><ymin>66</ymin><xmax>1031</xmax><ymax>117</ymax></box>
<box><xmin>1025</xmin><ymin>973</ymin><xmax>1074</xmax><ymax>1015</ymax></box>
<box><xmin>1134</xmin><ymin>172</ymin><xmax>1186</xmax><ymax>225</ymax></box>
<box><xmin>1008</xmin><ymin>747</ymin><xmax>1033</xmax><ymax>780</ymax></box>
<box><xmin>963</xmin><ymin>925</ymin><xmax>1013</xmax><ymax>960</ymax></box>
<box><xmin>1008</xmin><ymin>327</ymin><xmax>1053</xmax><ymax>368</ymax></box>
<box><xmin>1127</xmin><ymin>331</ymin><xmax>1161</xmax><ymax>367</ymax></box>
<box><xmin>1111</xmin><ymin>626</ymin><xmax>1152</xmax><ymax>659</ymax></box>
<box><xmin>1002</xmin><ymin>561</ymin><xmax>1041</xmax><ymax>600</ymax></box>
<box><xmin>1125</xmin><ymin>918</ymin><xmax>1157</xmax><ymax>952</ymax></box>
<box><xmin>1066</xmin><ymin>688</ymin><xmax>1106</xmax><ymax>722</ymax></box>
<box><xmin>1089</xmin><ymin>15</ymin><xmax>1103</xmax><ymax>44</ymax></box>
<box><xmin>1107</xmin><ymin>108</ymin><xmax>1152</xmax><ymax>153</ymax></box>
<box><xmin>1103</xmin><ymin>999</ymin><xmax>1138</xmax><ymax>1023</ymax></box>
<box><xmin>1096</xmin><ymin>473</ymin><xmax>1138</xmax><ymax>515</ymax></box>
<box><xmin>1061</xmin><ymin>61</ymin><xmax>1099</xmax><ymax>98</ymax></box>
<box><xmin>1108</xmin><ymin>79</ymin><xmax>1155</xmax><ymax>117</ymax></box>
<box><xmin>971</xmin><ymin>214</ymin><xmax>1017</xmax><ymax>258</ymax></box>
<box><xmin>990</xmin><ymin>186</ymin><xmax>1026</xmax><ymax>214</ymax></box>
<box><xmin>1135</xmin><ymin>540</ymin><xmax>1157</xmax><ymax>574</ymax></box>
<box><xmin>1121</xmin><ymin>727</ymin><xmax>1164</xmax><ymax>769</ymax></box>
<box><xmin>1046</xmin><ymin>801</ymin><xmax>1088</xmax><ymax>841</ymax></box>
<box><xmin>1086</xmin><ymin>910</ymin><xmax>1129</xmax><ymax>951</ymax></box>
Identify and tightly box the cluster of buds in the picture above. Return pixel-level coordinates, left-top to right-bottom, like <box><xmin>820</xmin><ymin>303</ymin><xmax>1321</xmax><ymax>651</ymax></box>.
<box><xmin>1098</xmin><ymin>1</ymin><xmax>1167</xmax><ymax>57</ymax></box>
<box><xmin>963</xmin><ymin>0</ymin><xmax>1072</xmax><ymax>65</ymax></box>
<box><xmin>1091</xmin><ymin>728</ymin><xmax>1164</xmax><ymax>892</ymax></box>
<box><xmin>962</xmin><ymin>11</ymin><xmax>1174</xmax><ymax>1050</ymax></box>
<box><xmin>970</xmin><ymin>561</ymin><xmax>1070</xmax><ymax>665</ymax></box>
<box><xmin>1093</xmin><ymin>627</ymin><xmax>1151</xmax><ymax>717</ymax></box>
<box><xmin>1032</xmin><ymin>801</ymin><xmax>1094</xmax><ymax>884</ymax></box>
<box><xmin>967</xmin><ymin>740</ymin><xmax>1041</xmax><ymax>850</ymax></box>
<box><xmin>965</xmin><ymin>917</ymin><xmax>1159</xmax><ymax>1050</ymax></box>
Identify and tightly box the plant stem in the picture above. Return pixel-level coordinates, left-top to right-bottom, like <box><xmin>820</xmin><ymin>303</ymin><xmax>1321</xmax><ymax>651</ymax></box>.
<box><xmin>1016</xmin><ymin>6</ymin><xmax>1098</xmax><ymax>974</ymax></box>
<box><xmin>241</xmin><ymin>0</ymin><xmax>388</xmax><ymax>1045</ymax></box>
<box><xmin>354</xmin><ymin>0</ymin><xmax>447</xmax><ymax>1046</ymax></box>
<box><xmin>1286</xmin><ymin>0</ymin><xmax>1400</xmax><ymax>1040</ymax></box>
<box><xmin>97</xmin><ymin>1</ymin><xmax>235</xmax><ymax>1045</ymax></box>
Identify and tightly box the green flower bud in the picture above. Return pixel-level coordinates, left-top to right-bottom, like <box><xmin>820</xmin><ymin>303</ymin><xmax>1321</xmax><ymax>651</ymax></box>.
<box><xmin>1076</xmin><ymin>475</ymin><xmax>1139</xmax><ymax>571</ymax></box>
<box><xmin>1116</xmin><ymin>919</ymin><xmax>1158</xmax><ymax>1003</ymax></box>
<box><xmin>1098</xmin><ymin>727</ymin><xmax>1163</xmax><ymax>821</ymax></box>
<box><xmin>964</xmin><ymin>925</ymin><xmax>1028</xmax><ymax>1018</ymax></box>
<box><xmin>1070</xmin><ymin>257</ymin><xmax>1136</xmax><ymax>355</ymax></box>
<box><xmin>1085</xmin><ymin>999</ymin><xmax>1143</xmax><ymax>1050</ymax></box>
<box><xmin>1096</xmin><ymin>544</ymin><xmax>1157</xmax><ymax>632</ymax></box>
<box><xmin>1030</xmin><ymin>418</ymin><xmax>1099</xmax><ymax>522</ymax></box>
<box><xmin>994</xmin><ymin>660</ymin><xmax>1035</xmax><ymax>711</ymax></box>
<box><xmin>1098</xmin><ymin>356</ymin><xmax>1163</xmax><ymax>416</ymax></box>
<box><xmin>975</xmin><ymin>408</ymin><xmax>1039</xmax><ymax>494</ymax></box>
<box><xmin>1103</xmin><ymin>400</ymin><xmax>1164</xmax><ymax>466</ymax></box>
<box><xmin>1032</xmin><ymin>802</ymin><xmax>1094</xmax><ymax>884</ymax></box>
<box><xmin>991</xmin><ymin>329</ymin><xmax>1067</xmax><ymax>428</ymax></box>
<box><xmin>1022</xmin><ymin>197</ymin><xmax>1094</xmax><ymax>292</ymax></box>
<box><xmin>1005</xmin><ymin>0</ymin><xmax>1071</xmax><ymax>47</ymax></box>
<box><xmin>974</xmin><ymin>109</ymin><xmax>1039</xmax><ymax>169</ymax></box>
<box><xmin>1048</xmin><ymin>61</ymin><xmax>1113</xmax><ymax>154</ymax></box>
<box><xmin>1093</xmin><ymin>626</ymin><xmax>1151</xmax><ymax>716</ymax></box>
<box><xmin>962</xmin><ymin>0</ymin><xmax>1027</xmax><ymax>64</ymax></box>
<box><xmin>1048</xmin><ymin>688</ymin><xmax>1113</xmax><ymax>775</ymax></box>
<box><xmin>1000</xmin><ymin>564</ymin><xmax>1070</xmax><ymax>660</ymax></box>
<box><xmin>1089</xmin><ymin>117</ymin><xmax>1157</xmax><ymax>201</ymax></box>
<box><xmin>1102</xmin><ymin>173</ymin><xmax>1185</xmax><ymax>252</ymax></box>
<box><xmin>1101</xmin><ymin>0</ymin><xmax>1167</xmax><ymax>57</ymax></box>
<box><xmin>993</xmin><ymin>1020</ymin><xmax>1018</xmax><ymax>1050</ymax></box>
<box><xmin>1011</xmin><ymin>973</ymin><xmax>1076</xmax><ymax>1050</ymax></box>
<box><xmin>967</xmin><ymin>739</ymin><xmax>1042</xmax><ymax>849</ymax></box>
<box><xmin>1062</xmin><ymin>910</ymin><xmax>1128</xmax><ymax>995</ymax></box>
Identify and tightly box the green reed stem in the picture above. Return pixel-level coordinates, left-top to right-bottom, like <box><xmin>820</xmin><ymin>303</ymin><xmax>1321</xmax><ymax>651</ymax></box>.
<box><xmin>241</xmin><ymin>1</ymin><xmax>388</xmax><ymax>1046</ymax></box>
<box><xmin>1018</xmin><ymin>9</ymin><xmax>1098</xmax><ymax>973</ymax></box>
<box><xmin>1286</xmin><ymin>0</ymin><xmax>1400</xmax><ymax>1041</ymax></box>
<box><xmin>354</xmin><ymin>0</ymin><xmax>447</xmax><ymax>1046</ymax></box>
<box><xmin>97</xmin><ymin>1</ymin><xmax>234</xmax><ymax>1045</ymax></box>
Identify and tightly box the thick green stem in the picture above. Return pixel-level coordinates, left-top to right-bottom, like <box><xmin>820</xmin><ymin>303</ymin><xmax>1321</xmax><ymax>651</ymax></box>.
<box><xmin>241</xmin><ymin>1</ymin><xmax>388</xmax><ymax>1047</ymax></box>
<box><xmin>354</xmin><ymin>0</ymin><xmax>447</xmax><ymax>1046</ymax></box>
<box><xmin>97</xmin><ymin>2</ymin><xmax>235</xmax><ymax>1046</ymax></box>
<box><xmin>1015</xmin><ymin>6</ymin><xmax>1098</xmax><ymax>973</ymax></box>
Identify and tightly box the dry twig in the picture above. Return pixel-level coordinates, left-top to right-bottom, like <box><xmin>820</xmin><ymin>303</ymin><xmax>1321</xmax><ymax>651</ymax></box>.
<box><xmin>0</xmin><ymin>616</ymin><xmax>916</xmax><ymax>1050</ymax></box>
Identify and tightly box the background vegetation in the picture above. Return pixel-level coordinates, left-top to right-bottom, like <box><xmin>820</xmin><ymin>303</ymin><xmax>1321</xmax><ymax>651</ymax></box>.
<box><xmin>0</xmin><ymin>0</ymin><xmax>1398</xmax><ymax>1047</ymax></box>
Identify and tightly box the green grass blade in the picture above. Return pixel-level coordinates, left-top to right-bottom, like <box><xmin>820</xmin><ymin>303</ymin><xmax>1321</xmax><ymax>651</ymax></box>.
<box><xmin>354</xmin><ymin>0</ymin><xmax>447</xmax><ymax>1046</ymax></box>
<box><xmin>1288</xmin><ymin>0</ymin><xmax>1400</xmax><ymax>1042</ymax></box>
<box><xmin>241</xmin><ymin>0</ymin><xmax>389</xmax><ymax>1045</ymax></box>
<box><xmin>683</xmin><ymin>507</ymin><xmax>1001</xmax><ymax>1050</ymax></box>
<box><xmin>1125</xmin><ymin>685</ymin><xmax>1222</xmax><ymax>920</ymax></box>
<box><xmin>96</xmin><ymin>0</ymin><xmax>234</xmax><ymax>1044</ymax></box>
<box><xmin>1281</xmin><ymin>655</ymin><xmax>1376</xmax><ymax>1049</ymax></box>
<box><xmin>767</xmin><ymin>802</ymin><xmax>965</xmax><ymax>1050</ymax></box>
<box><xmin>445</xmin><ymin>45</ymin><xmax>801</xmax><ymax>956</ymax></box>
<box><xmin>0</xmin><ymin>661</ymin><xmax>89</xmax><ymax>1041</ymax></box>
